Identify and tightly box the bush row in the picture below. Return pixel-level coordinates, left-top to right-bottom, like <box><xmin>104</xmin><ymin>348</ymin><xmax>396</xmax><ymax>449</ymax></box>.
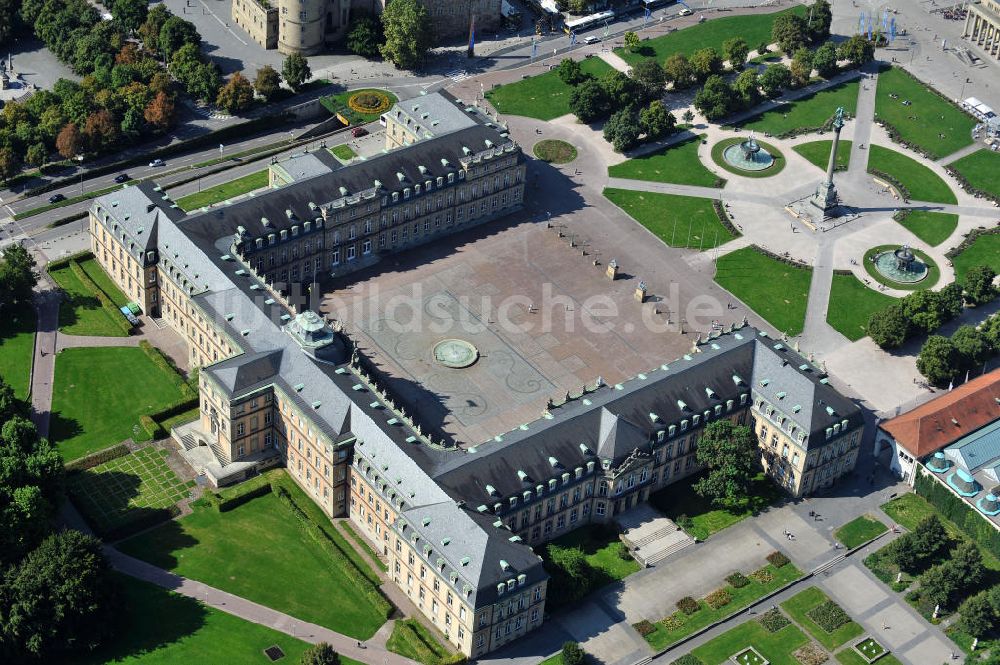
<box><xmin>945</xmin><ymin>225</ymin><xmax>1000</xmax><ymax>260</ymax></box>
<box><xmin>915</xmin><ymin>472</ymin><xmax>1000</xmax><ymax>561</ymax></box>
<box><xmin>713</xmin><ymin>200</ymin><xmax>741</xmax><ymax>238</ymax></box>
<box><xmin>392</xmin><ymin>619</ymin><xmax>466</xmax><ymax>665</ymax></box>
<box><xmin>273</xmin><ymin>484</ymin><xmax>393</xmax><ymax>619</ymax></box>
<box><xmin>68</xmin><ymin>259</ymin><xmax>133</xmax><ymax>335</ymax></box>
<box><xmin>46</xmin><ymin>249</ymin><xmax>93</xmax><ymax>272</ymax></box>
<box><xmin>64</xmin><ymin>443</ymin><xmax>131</xmax><ymax>471</ymax></box>
<box><xmin>867</xmin><ymin>167</ymin><xmax>911</xmax><ymax>201</ymax></box>
<box><xmin>138</xmin><ymin>341</ymin><xmax>197</xmax><ymax>400</ymax></box>
<box><xmin>945</xmin><ymin>165</ymin><xmax>1000</xmax><ymax>206</ymax></box>
<box><xmin>209</xmin><ymin>474</ymin><xmax>275</xmax><ymax>512</ymax></box>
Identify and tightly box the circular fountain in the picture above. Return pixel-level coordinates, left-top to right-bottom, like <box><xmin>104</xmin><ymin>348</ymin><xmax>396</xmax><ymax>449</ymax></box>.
<box><xmin>722</xmin><ymin>133</ymin><xmax>775</xmax><ymax>172</ymax></box>
<box><xmin>433</xmin><ymin>339</ymin><xmax>479</xmax><ymax>369</ymax></box>
<box><xmin>872</xmin><ymin>245</ymin><xmax>929</xmax><ymax>284</ymax></box>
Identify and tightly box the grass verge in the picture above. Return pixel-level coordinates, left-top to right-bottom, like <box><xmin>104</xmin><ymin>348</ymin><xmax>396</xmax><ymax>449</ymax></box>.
<box><xmin>951</xmin><ymin>232</ymin><xmax>1000</xmax><ymax>283</ymax></box>
<box><xmin>834</xmin><ymin>515</ymin><xmax>888</xmax><ymax>549</ymax></box>
<box><xmin>867</xmin><ymin>145</ymin><xmax>957</xmax><ymax>204</ymax></box>
<box><xmin>714</xmin><ymin>246</ymin><xmax>811</xmax><ymax>336</ymax></box>
<box><xmin>825</xmin><ymin>273</ymin><xmax>897</xmax><ymax>341</ymax></box>
<box><xmin>780</xmin><ymin>587</ymin><xmax>863</xmax><ymax>650</ymax></box>
<box><xmin>792</xmin><ymin>140</ymin><xmax>852</xmax><ymax>172</ymax></box>
<box><xmin>608</xmin><ymin>134</ymin><xmax>725</xmax><ymax>187</ymax></box>
<box><xmin>894</xmin><ymin>210</ymin><xmax>958</xmax><ymax>247</ymax></box>
<box><xmin>174</xmin><ymin>170</ymin><xmax>269</xmax><ymax>211</ymax></box>
<box><xmin>604</xmin><ymin>188</ymin><xmax>735</xmax><ymax>250</ymax></box>
<box><xmin>485</xmin><ymin>57</ymin><xmax>613</xmax><ymax>121</ymax></box>
<box><xmin>950</xmin><ymin>148</ymin><xmax>1000</xmax><ymax>201</ymax></box>
<box><xmin>0</xmin><ymin>304</ymin><xmax>36</xmax><ymax>400</ymax></box>
<box><xmin>533</xmin><ymin>139</ymin><xmax>578</xmax><ymax>164</ymax></box>
<box><xmin>386</xmin><ymin>618</ymin><xmax>457</xmax><ymax>665</ymax></box>
<box><xmin>741</xmin><ymin>80</ymin><xmax>860</xmax><ymax>137</ymax></box>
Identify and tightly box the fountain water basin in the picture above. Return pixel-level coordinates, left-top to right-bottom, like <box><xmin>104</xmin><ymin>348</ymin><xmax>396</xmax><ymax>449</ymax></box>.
<box><xmin>722</xmin><ymin>134</ymin><xmax>774</xmax><ymax>171</ymax></box>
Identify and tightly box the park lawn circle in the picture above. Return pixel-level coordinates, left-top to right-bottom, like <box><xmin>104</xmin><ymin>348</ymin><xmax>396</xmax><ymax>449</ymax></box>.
<box><xmin>862</xmin><ymin>244</ymin><xmax>940</xmax><ymax>291</ymax></box>
<box><xmin>533</xmin><ymin>139</ymin><xmax>578</xmax><ymax>164</ymax></box>
<box><xmin>711</xmin><ymin>137</ymin><xmax>785</xmax><ymax>178</ymax></box>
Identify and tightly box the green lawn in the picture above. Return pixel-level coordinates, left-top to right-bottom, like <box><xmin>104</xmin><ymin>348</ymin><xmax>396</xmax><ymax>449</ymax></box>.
<box><xmin>548</xmin><ymin>527</ymin><xmax>640</xmax><ymax>581</ymax></box>
<box><xmin>540</xmin><ymin>655</ymin><xmax>564</xmax><ymax>665</ymax></box>
<box><xmin>485</xmin><ymin>57</ymin><xmax>613</xmax><ymax>121</ymax></box>
<box><xmin>834</xmin><ymin>515</ymin><xmax>888</xmax><ymax>550</ymax></box>
<box><xmin>604</xmin><ymin>188</ymin><xmax>735</xmax><ymax>251</ymax></box>
<box><xmin>175</xmin><ymin>170</ymin><xmax>269</xmax><ymax>212</ymax></box>
<box><xmin>319</xmin><ymin>88</ymin><xmax>399</xmax><ymax>123</ymax></box>
<box><xmin>650</xmin><ymin>471</ymin><xmax>783</xmax><ymax>541</ymax></box>
<box><xmin>607</xmin><ymin>135</ymin><xmax>725</xmax><ymax>187</ymax></box>
<box><xmin>950</xmin><ymin>149</ymin><xmax>1000</xmax><ymax>200</ymax></box>
<box><xmin>49</xmin><ymin>263</ymin><xmax>129</xmax><ymax>337</ymax></box>
<box><xmin>825</xmin><ymin>273</ymin><xmax>897</xmax><ymax>342</ymax></box>
<box><xmin>386</xmin><ymin>618</ymin><xmax>455</xmax><ymax>665</ymax></box>
<box><xmin>119</xmin><ymin>482</ymin><xmax>386</xmax><ymax>639</ymax></box>
<box><xmin>341</xmin><ymin>519</ymin><xmax>388</xmax><ymax>572</ymax></box>
<box><xmin>742</xmin><ymin>80</ymin><xmax>860</xmax><ymax>137</ymax></box>
<box><xmin>51</xmin><ymin>347</ymin><xmax>188</xmax><ymax>461</ymax></box>
<box><xmin>330</xmin><ymin>143</ymin><xmax>357</xmax><ymax>161</ymax></box>
<box><xmin>952</xmin><ymin>232</ymin><xmax>1000</xmax><ymax>282</ymax></box>
<box><xmin>894</xmin><ymin>210</ymin><xmax>958</xmax><ymax>247</ymax></box>
<box><xmin>862</xmin><ymin>244</ymin><xmax>940</xmax><ymax>291</ymax></box>
<box><xmin>714</xmin><ymin>246</ymin><xmax>811</xmax><ymax>336</ymax></box>
<box><xmin>781</xmin><ymin>587</ymin><xmax>863</xmax><ymax>650</ymax></box>
<box><xmin>78</xmin><ymin>256</ymin><xmax>130</xmax><ymax>307</ymax></box>
<box><xmin>616</xmin><ymin>6</ymin><xmax>807</xmax><ymax>66</ymax></box>
<box><xmin>875</xmin><ymin>67</ymin><xmax>976</xmax><ymax>159</ymax></box>
<box><xmin>68</xmin><ymin>445</ymin><xmax>194</xmax><ymax>538</ymax></box>
<box><xmin>643</xmin><ymin>562</ymin><xmax>803</xmax><ymax>651</ymax></box>
<box><xmin>710</xmin><ymin>138</ymin><xmax>785</xmax><ymax>178</ymax></box>
<box><xmin>62</xmin><ymin>574</ymin><xmax>310</xmax><ymax>665</ymax></box>
<box><xmin>793</xmin><ymin>140</ymin><xmax>852</xmax><ymax>172</ymax></box>
<box><xmin>533</xmin><ymin>139</ymin><xmax>578</xmax><ymax>164</ymax></box>
<box><xmin>0</xmin><ymin>304</ymin><xmax>36</xmax><ymax>400</ymax></box>
<box><xmin>867</xmin><ymin>145</ymin><xmax>957</xmax><ymax>204</ymax></box>
<box><xmin>689</xmin><ymin>612</ymin><xmax>810</xmax><ymax>665</ymax></box>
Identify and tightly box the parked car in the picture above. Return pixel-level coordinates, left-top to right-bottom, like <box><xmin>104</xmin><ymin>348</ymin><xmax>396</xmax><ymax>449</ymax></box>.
<box><xmin>148</xmin><ymin>159</ymin><xmax>164</xmax><ymax>167</ymax></box>
<box><xmin>48</xmin><ymin>193</ymin><xmax>65</xmax><ymax>203</ymax></box>
<box><xmin>678</xmin><ymin>7</ymin><xmax>692</xmax><ymax>15</ymax></box>
<box><xmin>584</xmin><ymin>35</ymin><xmax>601</xmax><ymax>44</ymax></box>
<box><xmin>351</xmin><ymin>126</ymin><xmax>368</xmax><ymax>137</ymax></box>
<box><xmin>114</xmin><ymin>173</ymin><xmax>130</xmax><ymax>183</ymax></box>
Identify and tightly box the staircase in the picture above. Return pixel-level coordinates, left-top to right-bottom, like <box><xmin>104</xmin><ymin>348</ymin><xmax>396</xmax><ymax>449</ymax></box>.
<box><xmin>616</xmin><ymin>503</ymin><xmax>697</xmax><ymax>567</ymax></box>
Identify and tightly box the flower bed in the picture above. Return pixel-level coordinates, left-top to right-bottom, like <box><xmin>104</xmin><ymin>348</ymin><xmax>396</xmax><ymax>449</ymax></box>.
<box><xmin>727</xmin><ymin>572</ymin><xmax>751</xmax><ymax>588</ymax></box>
<box><xmin>706</xmin><ymin>588</ymin><xmax>733</xmax><ymax>610</ymax></box>
<box><xmin>766</xmin><ymin>551</ymin><xmax>790</xmax><ymax>568</ymax></box>
<box><xmin>792</xmin><ymin>642</ymin><xmax>828</xmax><ymax>665</ymax></box>
<box><xmin>749</xmin><ymin>567</ymin><xmax>774</xmax><ymax>584</ymax></box>
<box><xmin>758</xmin><ymin>608</ymin><xmax>790</xmax><ymax>633</ymax></box>
<box><xmin>806</xmin><ymin>600</ymin><xmax>851</xmax><ymax>633</ymax></box>
<box><xmin>348</xmin><ymin>91</ymin><xmax>391</xmax><ymax>115</ymax></box>
<box><xmin>678</xmin><ymin>596</ymin><xmax>700</xmax><ymax>615</ymax></box>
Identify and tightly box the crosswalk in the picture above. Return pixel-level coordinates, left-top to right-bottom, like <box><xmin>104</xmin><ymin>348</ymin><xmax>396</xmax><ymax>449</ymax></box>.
<box><xmin>445</xmin><ymin>70</ymin><xmax>471</xmax><ymax>82</ymax></box>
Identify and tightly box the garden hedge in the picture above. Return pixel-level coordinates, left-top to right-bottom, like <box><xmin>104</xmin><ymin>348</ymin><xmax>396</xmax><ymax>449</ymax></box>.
<box><xmin>68</xmin><ymin>259</ymin><xmax>133</xmax><ymax>336</ymax></box>
<box><xmin>46</xmin><ymin>249</ymin><xmax>94</xmax><ymax>272</ymax></box>
<box><xmin>64</xmin><ymin>443</ymin><xmax>131</xmax><ymax>471</ymax></box>
<box><xmin>101</xmin><ymin>505</ymin><xmax>181</xmax><ymax>542</ymax></box>
<box><xmin>215</xmin><ymin>475</ymin><xmax>274</xmax><ymax>512</ymax></box>
<box><xmin>139</xmin><ymin>341</ymin><xmax>196</xmax><ymax>399</ymax></box>
<box><xmin>915</xmin><ymin>472</ymin><xmax>1000</xmax><ymax>559</ymax></box>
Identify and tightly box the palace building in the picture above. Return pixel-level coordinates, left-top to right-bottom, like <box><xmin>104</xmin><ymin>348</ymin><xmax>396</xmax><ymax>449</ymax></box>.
<box><xmin>87</xmin><ymin>92</ymin><xmax>863</xmax><ymax>659</ymax></box>
<box><xmin>964</xmin><ymin>0</ymin><xmax>1000</xmax><ymax>60</ymax></box>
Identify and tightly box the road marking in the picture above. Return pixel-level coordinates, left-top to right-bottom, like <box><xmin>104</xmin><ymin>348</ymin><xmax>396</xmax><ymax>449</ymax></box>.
<box><xmin>195</xmin><ymin>0</ymin><xmax>248</xmax><ymax>46</ymax></box>
<box><xmin>445</xmin><ymin>70</ymin><xmax>471</xmax><ymax>82</ymax></box>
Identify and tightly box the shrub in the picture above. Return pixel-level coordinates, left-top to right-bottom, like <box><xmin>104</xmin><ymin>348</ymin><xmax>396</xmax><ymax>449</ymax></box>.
<box><xmin>632</xmin><ymin>620</ymin><xmax>656</xmax><ymax>637</ymax></box>
<box><xmin>705</xmin><ymin>588</ymin><xmax>732</xmax><ymax>610</ymax></box>
<box><xmin>677</xmin><ymin>596</ymin><xmax>700</xmax><ymax>615</ymax></box>
<box><xmin>758</xmin><ymin>608</ymin><xmax>791</xmax><ymax>633</ymax></box>
<box><xmin>806</xmin><ymin>600</ymin><xmax>850</xmax><ymax>632</ymax></box>
<box><xmin>562</xmin><ymin>641</ymin><xmax>585</xmax><ymax>665</ymax></box>
<box><xmin>217</xmin><ymin>475</ymin><xmax>273</xmax><ymax>512</ymax></box>
<box><xmin>671</xmin><ymin>655</ymin><xmax>704</xmax><ymax>665</ymax></box>
<box><xmin>139</xmin><ymin>415</ymin><xmax>164</xmax><ymax>440</ymax></box>
<box><xmin>726</xmin><ymin>571</ymin><xmax>750</xmax><ymax>588</ymax></box>
<box><xmin>617</xmin><ymin>541</ymin><xmax>633</xmax><ymax>561</ymax></box>
<box><xmin>749</xmin><ymin>567</ymin><xmax>774</xmax><ymax>584</ymax></box>
<box><xmin>101</xmin><ymin>505</ymin><xmax>180</xmax><ymax>541</ymax></box>
<box><xmin>767</xmin><ymin>551</ymin><xmax>790</xmax><ymax>568</ymax></box>
<box><xmin>65</xmin><ymin>443</ymin><xmax>131</xmax><ymax>471</ymax></box>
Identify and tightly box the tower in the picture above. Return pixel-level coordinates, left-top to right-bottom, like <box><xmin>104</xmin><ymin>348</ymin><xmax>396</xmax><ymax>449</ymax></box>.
<box><xmin>810</xmin><ymin>107</ymin><xmax>846</xmax><ymax>212</ymax></box>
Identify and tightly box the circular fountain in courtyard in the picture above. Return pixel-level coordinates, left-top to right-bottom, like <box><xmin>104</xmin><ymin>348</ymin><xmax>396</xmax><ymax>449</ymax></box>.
<box><xmin>722</xmin><ymin>133</ymin><xmax>775</xmax><ymax>172</ymax></box>
<box><xmin>433</xmin><ymin>339</ymin><xmax>480</xmax><ymax>368</ymax></box>
<box><xmin>872</xmin><ymin>245</ymin><xmax>929</xmax><ymax>284</ymax></box>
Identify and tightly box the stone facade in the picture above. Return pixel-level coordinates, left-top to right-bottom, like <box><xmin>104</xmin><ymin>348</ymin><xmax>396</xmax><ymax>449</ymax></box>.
<box><xmin>231</xmin><ymin>0</ymin><xmax>351</xmax><ymax>55</ymax></box>
<box><xmin>232</xmin><ymin>0</ymin><xmax>279</xmax><ymax>50</ymax></box>
<box><xmin>964</xmin><ymin>0</ymin><xmax>1000</xmax><ymax>59</ymax></box>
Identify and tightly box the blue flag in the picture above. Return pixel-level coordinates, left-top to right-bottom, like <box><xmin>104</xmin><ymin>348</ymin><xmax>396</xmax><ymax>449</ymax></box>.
<box><xmin>645</xmin><ymin>6</ymin><xmax>651</xmax><ymax>23</ymax></box>
<box><xmin>570</xmin><ymin>31</ymin><xmax>576</xmax><ymax>45</ymax></box>
<box><xmin>882</xmin><ymin>10</ymin><xmax>888</xmax><ymax>32</ymax></box>
<box><xmin>890</xmin><ymin>17</ymin><xmax>896</xmax><ymax>42</ymax></box>
<box><xmin>859</xmin><ymin>12</ymin><xmax>865</xmax><ymax>34</ymax></box>
<box><xmin>531</xmin><ymin>38</ymin><xmax>537</xmax><ymax>59</ymax></box>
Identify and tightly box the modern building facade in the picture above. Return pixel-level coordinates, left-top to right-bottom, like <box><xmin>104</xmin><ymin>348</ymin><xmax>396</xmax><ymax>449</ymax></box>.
<box><xmin>964</xmin><ymin>0</ymin><xmax>1000</xmax><ymax>59</ymax></box>
<box><xmin>87</xmin><ymin>92</ymin><xmax>863</xmax><ymax>659</ymax></box>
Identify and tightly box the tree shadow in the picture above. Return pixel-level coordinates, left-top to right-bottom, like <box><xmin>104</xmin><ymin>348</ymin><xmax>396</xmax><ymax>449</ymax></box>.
<box><xmin>48</xmin><ymin>409</ymin><xmax>83</xmax><ymax>444</ymax></box>
<box><xmin>114</xmin><ymin>515</ymin><xmax>200</xmax><ymax>571</ymax></box>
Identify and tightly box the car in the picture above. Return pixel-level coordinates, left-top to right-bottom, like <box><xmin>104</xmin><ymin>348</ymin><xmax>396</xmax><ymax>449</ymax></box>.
<box><xmin>351</xmin><ymin>126</ymin><xmax>368</xmax><ymax>138</ymax></box>
<box><xmin>584</xmin><ymin>35</ymin><xmax>601</xmax><ymax>44</ymax></box>
<box><xmin>48</xmin><ymin>193</ymin><xmax>65</xmax><ymax>204</ymax></box>
<box><xmin>678</xmin><ymin>7</ymin><xmax>692</xmax><ymax>15</ymax></box>
<box><xmin>114</xmin><ymin>173</ymin><xmax>130</xmax><ymax>183</ymax></box>
<box><xmin>148</xmin><ymin>159</ymin><xmax>164</xmax><ymax>167</ymax></box>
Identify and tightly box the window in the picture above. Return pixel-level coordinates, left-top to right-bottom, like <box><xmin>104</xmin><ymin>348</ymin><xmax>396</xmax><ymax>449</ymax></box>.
<box><xmin>595</xmin><ymin>502</ymin><xmax>605</xmax><ymax>516</ymax></box>
<box><xmin>363</xmin><ymin>239</ymin><xmax>372</xmax><ymax>255</ymax></box>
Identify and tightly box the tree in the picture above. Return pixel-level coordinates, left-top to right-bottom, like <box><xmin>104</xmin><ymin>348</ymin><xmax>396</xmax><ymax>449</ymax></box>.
<box><xmin>0</xmin><ymin>0</ymin><xmax>20</xmax><ymax>43</ymax></box>
<box><xmin>733</xmin><ymin>70</ymin><xmax>761</xmax><ymax>109</ymax></box>
<box><xmin>112</xmin><ymin>0</ymin><xmax>147</xmax><ymax>34</ymax></box>
<box><xmin>0</xmin><ymin>245</ymin><xmax>39</xmax><ymax>310</ymax></box>
<box><xmin>693</xmin><ymin>75</ymin><xmax>735</xmax><ymax>122</ymax></box>
<box><xmin>0</xmin><ymin>530</ymin><xmax>117</xmax><ymax>659</ymax></box>
<box><xmin>868</xmin><ymin>305</ymin><xmax>910</xmax><ymax>349</ymax></box>
<box><xmin>562</xmin><ymin>642</ymin><xmax>585</xmax><ymax>665</ymax></box>
<box><xmin>25</xmin><ymin>142</ymin><xmax>48</xmax><ymax>167</ymax></box>
<box><xmin>639</xmin><ymin>101</ymin><xmax>675</xmax><ymax>140</ymax></box>
<box><xmin>159</xmin><ymin>15</ymin><xmax>200</xmax><ymax>61</ymax></box>
<box><xmin>138</xmin><ymin>4</ymin><xmax>170</xmax><ymax>52</ymax></box>
<box><xmin>186</xmin><ymin>63</ymin><xmax>222</xmax><ymax>103</ymax></box>
<box><xmin>603</xmin><ymin>109</ymin><xmax>641</xmax><ymax>153</ymax></box>
<box><xmin>569</xmin><ymin>79</ymin><xmax>610</xmax><ymax>123</ymax></box>
<box><xmin>790</xmin><ymin>48</ymin><xmax>813</xmax><ymax>87</ymax></box>
<box><xmin>556</xmin><ymin>58</ymin><xmax>586</xmax><ymax>86</ymax></box>
<box><xmin>917</xmin><ymin>336</ymin><xmax>963</xmax><ymax>387</ymax></box>
<box><xmin>624</xmin><ymin>31</ymin><xmax>640</xmax><ymax>52</ymax></box>
<box><xmin>950</xmin><ymin>541</ymin><xmax>985</xmax><ymax>588</ymax></box>
<box><xmin>282</xmin><ymin>53</ymin><xmax>312</xmax><ymax>92</ymax></box>
<box><xmin>959</xmin><ymin>592</ymin><xmax>997</xmax><ymax>638</ymax></box>
<box><xmin>346</xmin><ymin>15</ymin><xmax>383</xmax><ymax>58</ymax></box>
<box><xmin>380</xmin><ymin>0</ymin><xmax>432</xmax><ymax>70</ymax></box>
<box><xmin>544</xmin><ymin>545</ymin><xmax>592</xmax><ymax>606</ymax></box>
<box><xmin>952</xmin><ymin>325</ymin><xmax>992</xmax><ymax>367</ymax></box>
<box><xmin>805</xmin><ymin>0</ymin><xmax>833</xmax><ymax>43</ymax></box>
<box><xmin>682</xmin><ymin>109</ymin><xmax>694</xmax><ymax>124</ymax></box>
<box><xmin>144</xmin><ymin>91</ymin><xmax>176</xmax><ymax>130</ymax></box>
<box><xmin>599</xmin><ymin>71</ymin><xmax>642</xmax><ymax>111</ymax></box>
<box><xmin>216</xmin><ymin>72</ymin><xmax>255</xmax><ymax>114</ymax></box>
<box><xmin>759</xmin><ymin>64</ymin><xmax>791</xmax><ymax>99</ymax></box>
<box><xmin>693</xmin><ymin>420</ymin><xmax>758</xmax><ymax>505</ymax></box>
<box><xmin>690</xmin><ymin>47</ymin><xmax>722</xmax><ymax>81</ymax></box>
<box><xmin>630</xmin><ymin>59</ymin><xmax>665</xmax><ymax>101</ymax></box>
<box><xmin>963</xmin><ymin>265</ymin><xmax>996</xmax><ymax>305</ymax></box>
<box><xmin>0</xmin><ymin>147</ymin><xmax>19</xmax><ymax>182</ymax></box>
<box><xmin>663</xmin><ymin>54</ymin><xmax>695</xmax><ymax>90</ymax></box>
<box><xmin>919</xmin><ymin>560</ymin><xmax>961</xmax><ymax>608</ymax></box>
<box><xmin>939</xmin><ymin>282</ymin><xmax>965</xmax><ymax>320</ymax></box>
<box><xmin>83</xmin><ymin>109</ymin><xmax>120</xmax><ymax>152</ymax></box>
<box><xmin>723</xmin><ymin>37</ymin><xmax>750</xmax><ymax>71</ymax></box>
<box><xmin>772</xmin><ymin>13</ymin><xmax>808</xmax><ymax>53</ymax></box>
<box><xmin>812</xmin><ymin>41</ymin><xmax>838</xmax><ymax>78</ymax></box>
<box><xmin>838</xmin><ymin>34</ymin><xmax>875</xmax><ymax>67</ymax></box>
<box><xmin>301</xmin><ymin>642</ymin><xmax>341</xmax><ymax>665</ymax></box>
<box><xmin>253</xmin><ymin>66</ymin><xmax>282</xmax><ymax>101</ymax></box>
<box><xmin>55</xmin><ymin>122</ymin><xmax>83</xmax><ymax>159</ymax></box>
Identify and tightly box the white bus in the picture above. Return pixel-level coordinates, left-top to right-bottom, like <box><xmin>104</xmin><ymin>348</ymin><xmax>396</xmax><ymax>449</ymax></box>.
<box><xmin>564</xmin><ymin>9</ymin><xmax>615</xmax><ymax>34</ymax></box>
<box><xmin>642</xmin><ymin>0</ymin><xmax>675</xmax><ymax>9</ymax></box>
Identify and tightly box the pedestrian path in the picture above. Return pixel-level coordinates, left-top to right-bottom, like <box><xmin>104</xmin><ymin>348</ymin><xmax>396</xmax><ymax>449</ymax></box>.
<box><xmin>937</xmin><ymin>141</ymin><xmax>983</xmax><ymax>166</ymax></box>
<box><xmin>597</xmin><ymin>50</ymin><xmax>631</xmax><ymax>73</ymax></box>
<box><xmin>103</xmin><ymin>546</ymin><xmax>419</xmax><ymax>665</ymax></box>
